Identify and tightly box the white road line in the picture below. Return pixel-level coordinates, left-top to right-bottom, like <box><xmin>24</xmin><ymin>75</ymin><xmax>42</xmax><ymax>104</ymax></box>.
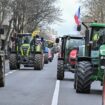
<box><xmin>51</xmin><ymin>80</ymin><xmax>60</xmax><ymax>105</ymax></box>
<box><xmin>5</xmin><ymin>70</ymin><xmax>16</xmax><ymax>76</ymax></box>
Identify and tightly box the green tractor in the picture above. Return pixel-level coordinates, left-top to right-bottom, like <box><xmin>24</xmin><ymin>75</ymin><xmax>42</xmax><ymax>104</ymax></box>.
<box><xmin>75</xmin><ymin>23</ymin><xmax>105</xmax><ymax>93</ymax></box>
<box><xmin>9</xmin><ymin>33</ymin><xmax>44</xmax><ymax>70</ymax></box>
<box><xmin>56</xmin><ymin>35</ymin><xmax>85</xmax><ymax>80</ymax></box>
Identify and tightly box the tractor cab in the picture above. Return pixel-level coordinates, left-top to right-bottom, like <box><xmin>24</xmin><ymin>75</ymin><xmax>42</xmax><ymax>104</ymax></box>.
<box><xmin>17</xmin><ymin>33</ymin><xmax>31</xmax><ymax>57</ymax></box>
<box><xmin>85</xmin><ymin>23</ymin><xmax>105</xmax><ymax>66</ymax></box>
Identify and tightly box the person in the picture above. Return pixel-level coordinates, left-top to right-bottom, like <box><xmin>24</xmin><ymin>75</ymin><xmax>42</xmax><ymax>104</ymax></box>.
<box><xmin>92</xmin><ymin>29</ymin><xmax>100</xmax><ymax>49</ymax></box>
<box><xmin>92</xmin><ymin>33</ymin><xmax>99</xmax><ymax>42</ymax></box>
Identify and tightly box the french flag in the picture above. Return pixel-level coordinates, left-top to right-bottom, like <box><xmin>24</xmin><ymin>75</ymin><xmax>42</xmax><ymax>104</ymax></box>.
<box><xmin>74</xmin><ymin>6</ymin><xmax>81</xmax><ymax>25</ymax></box>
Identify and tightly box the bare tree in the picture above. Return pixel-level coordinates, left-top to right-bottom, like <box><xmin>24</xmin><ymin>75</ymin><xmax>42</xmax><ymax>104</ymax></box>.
<box><xmin>80</xmin><ymin>0</ymin><xmax>105</xmax><ymax>22</ymax></box>
<box><xmin>0</xmin><ymin>0</ymin><xmax>10</xmax><ymax>25</ymax></box>
<box><xmin>8</xmin><ymin>0</ymin><xmax>61</xmax><ymax>33</ymax></box>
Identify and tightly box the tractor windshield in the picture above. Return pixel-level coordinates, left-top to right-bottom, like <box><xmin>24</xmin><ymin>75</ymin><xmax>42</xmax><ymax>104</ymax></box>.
<box><xmin>92</xmin><ymin>27</ymin><xmax>105</xmax><ymax>41</ymax></box>
<box><xmin>91</xmin><ymin>27</ymin><xmax>105</xmax><ymax>49</ymax></box>
<box><xmin>17</xmin><ymin>34</ymin><xmax>32</xmax><ymax>44</ymax></box>
<box><xmin>98</xmin><ymin>29</ymin><xmax>105</xmax><ymax>45</ymax></box>
<box><xmin>66</xmin><ymin>38</ymin><xmax>85</xmax><ymax>49</ymax></box>
<box><xmin>22</xmin><ymin>36</ymin><xmax>31</xmax><ymax>44</ymax></box>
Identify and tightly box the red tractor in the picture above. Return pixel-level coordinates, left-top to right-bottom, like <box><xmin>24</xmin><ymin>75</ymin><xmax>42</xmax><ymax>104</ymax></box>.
<box><xmin>56</xmin><ymin>35</ymin><xmax>85</xmax><ymax>80</ymax></box>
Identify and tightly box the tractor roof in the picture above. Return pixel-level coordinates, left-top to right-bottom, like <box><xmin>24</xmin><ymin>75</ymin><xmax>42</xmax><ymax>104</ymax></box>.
<box><xmin>17</xmin><ymin>33</ymin><xmax>32</xmax><ymax>36</ymax></box>
<box><xmin>90</xmin><ymin>23</ymin><xmax>105</xmax><ymax>27</ymax></box>
<box><xmin>63</xmin><ymin>35</ymin><xmax>84</xmax><ymax>39</ymax></box>
<box><xmin>70</xmin><ymin>36</ymin><xmax>84</xmax><ymax>39</ymax></box>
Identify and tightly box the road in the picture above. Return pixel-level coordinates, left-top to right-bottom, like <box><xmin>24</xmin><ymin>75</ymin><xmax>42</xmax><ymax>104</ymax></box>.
<box><xmin>0</xmin><ymin>56</ymin><xmax>102</xmax><ymax>105</ymax></box>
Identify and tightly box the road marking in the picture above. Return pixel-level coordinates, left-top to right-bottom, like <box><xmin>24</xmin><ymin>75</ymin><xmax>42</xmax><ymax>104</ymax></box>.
<box><xmin>5</xmin><ymin>70</ymin><xmax>16</xmax><ymax>76</ymax></box>
<box><xmin>51</xmin><ymin>80</ymin><xmax>60</xmax><ymax>105</ymax></box>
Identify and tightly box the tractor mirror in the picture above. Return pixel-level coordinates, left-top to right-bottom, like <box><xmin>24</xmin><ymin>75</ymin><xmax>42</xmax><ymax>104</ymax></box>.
<box><xmin>85</xmin><ymin>29</ymin><xmax>89</xmax><ymax>44</ymax></box>
<box><xmin>0</xmin><ymin>28</ymin><xmax>4</xmax><ymax>34</ymax></box>
<box><xmin>77</xmin><ymin>25</ymin><xmax>81</xmax><ymax>31</ymax></box>
<box><xmin>56</xmin><ymin>38</ymin><xmax>59</xmax><ymax>43</ymax></box>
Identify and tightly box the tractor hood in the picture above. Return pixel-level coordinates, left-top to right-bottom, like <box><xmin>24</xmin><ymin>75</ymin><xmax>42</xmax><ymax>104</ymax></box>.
<box><xmin>21</xmin><ymin>44</ymin><xmax>30</xmax><ymax>56</ymax></box>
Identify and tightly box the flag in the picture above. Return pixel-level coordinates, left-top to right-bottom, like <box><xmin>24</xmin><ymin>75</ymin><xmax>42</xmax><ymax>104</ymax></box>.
<box><xmin>74</xmin><ymin>6</ymin><xmax>81</xmax><ymax>25</ymax></box>
<box><xmin>32</xmin><ymin>27</ymin><xmax>40</xmax><ymax>37</ymax></box>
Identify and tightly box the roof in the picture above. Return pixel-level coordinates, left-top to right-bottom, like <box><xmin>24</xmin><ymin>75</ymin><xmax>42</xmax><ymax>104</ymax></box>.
<box><xmin>90</xmin><ymin>23</ymin><xmax>105</xmax><ymax>27</ymax></box>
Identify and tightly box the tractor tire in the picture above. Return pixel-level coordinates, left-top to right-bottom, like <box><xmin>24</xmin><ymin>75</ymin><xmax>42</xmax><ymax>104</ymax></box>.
<box><xmin>102</xmin><ymin>73</ymin><xmax>105</xmax><ymax>105</ymax></box>
<box><xmin>74</xmin><ymin>72</ymin><xmax>77</xmax><ymax>89</ymax></box>
<box><xmin>57</xmin><ymin>60</ymin><xmax>64</xmax><ymax>80</ymax></box>
<box><xmin>34</xmin><ymin>54</ymin><xmax>43</xmax><ymax>70</ymax></box>
<box><xmin>9</xmin><ymin>53</ymin><xmax>17</xmax><ymax>70</ymax></box>
<box><xmin>76</xmin><ymin>61</ymin><xmax>92</xmax><ymax>93</ymax></box>
<box><xmin>0</xmin><ymin>56</ymin><xmax>4</xmax><ymax>87</ymax></box>
<box><xmin>44</xmin><ymin>53</ymin><xmax>48</xmax><ymax>64</ymax></box>
<box><xmin>41</xmin><ymin>54</ymin><xmax>44</xmax><ymax>69</ymax></box>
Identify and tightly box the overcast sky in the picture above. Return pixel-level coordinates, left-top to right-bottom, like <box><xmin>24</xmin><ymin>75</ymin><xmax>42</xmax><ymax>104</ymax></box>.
<box><xmin>51</xmin><ymin>0</ymin><xmax>79</xmax><ymax>36</ymax></box>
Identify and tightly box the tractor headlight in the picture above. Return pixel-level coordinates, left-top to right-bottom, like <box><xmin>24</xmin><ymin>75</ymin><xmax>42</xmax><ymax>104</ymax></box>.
<box><xmin>101</xmin><ymin>66</ymin><xmax>105</xmax><ymax>69</ymax></box>
<box><xmin>100</xmin><ymin>56</ymin><xmax>105</xmax><ymax>59</ymax></box>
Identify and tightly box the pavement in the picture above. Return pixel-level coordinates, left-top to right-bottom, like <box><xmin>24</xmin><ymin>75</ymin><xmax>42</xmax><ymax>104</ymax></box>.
<box><xmin>0</xmin><ymin>56</ymin><xmax>102</xmax><ymax>105</ymax></box>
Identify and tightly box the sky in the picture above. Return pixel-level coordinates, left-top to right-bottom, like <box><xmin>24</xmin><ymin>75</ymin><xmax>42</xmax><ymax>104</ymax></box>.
<box><xmin>51</xmin><ymin>0</ymin><xmax>80</xmax><ymax>36</ymax></box>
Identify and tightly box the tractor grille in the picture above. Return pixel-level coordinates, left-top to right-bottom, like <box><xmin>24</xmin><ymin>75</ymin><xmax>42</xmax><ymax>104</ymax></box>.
<box><xmin>22</xmin><ymin>48</ymin><xmax>28</xmax><ymax>56</ymax></box>
<box><xmin>23</xmin><ymin>49</ymin><xmax>27</xmax><ymax>55</ymax></box>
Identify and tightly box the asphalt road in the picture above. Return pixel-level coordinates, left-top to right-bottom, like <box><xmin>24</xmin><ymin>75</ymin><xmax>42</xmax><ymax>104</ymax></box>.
<box><xmin>0</xmin><ymin>56</ymin><xmax>102</xmax><ymax>105</ymax></box>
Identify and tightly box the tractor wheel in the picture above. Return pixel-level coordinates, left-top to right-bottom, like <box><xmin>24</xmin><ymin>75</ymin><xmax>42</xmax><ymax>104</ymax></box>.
<box><xmin>57</xmin><ymin>60</ymin><xmax>64</xmax><ymax>80</ymax></box>
<box><xmin>44</xmin><ymin>53</ymin><xmax>48</xmax><ymax>64</ymax></box>
<box><xmin>74</xmin><ymin>72</ymin><xmax>77</xmax><ymax>89</ymax></box>
<box><xmin>41</xmin><ymin>54</ymin><xmax>44</xmax><ymax>69</ymax></box>
<box><xmin>34</xmin><ymin>54</ymin><xmax>43</xmax><ymax>70</ymax></box>
<box><xmin>9</xmin><ymin>53</ymin><xmax>17</xmax><ymax>70</ymax></box>
<box><xmin>102</xmin><ymin>74</ymin><xmax>105</xmax><ymax>105</ymax></box>
<box><xmin>76</xmin><ymin>61</ymin><xmax>92</xmax><ymax>93</ymax></box>
<box><xmin>0</xmin><ymin>56</ymin><xmax>4</xmax><ymax>87</ymax></box>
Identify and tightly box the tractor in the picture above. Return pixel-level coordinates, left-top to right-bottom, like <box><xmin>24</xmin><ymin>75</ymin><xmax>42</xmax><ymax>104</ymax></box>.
<box><xmin>74</xmin><ymin>22</ymin><xmax>105</xmax><ymax>93</ymax></box>
<box><xmin>9</xmin><ymin>33</ymin><xmax>44</xmax><ymax>70</ymax></box>
<box><xmin>0</xmin><ymin>28</ymin><xmax>5</xmax><ymax>87</ymax></box>
<box><xmin>56</xmin><ymin>35</ymin><xmax>85</xmax><ymax>80</ymax></box>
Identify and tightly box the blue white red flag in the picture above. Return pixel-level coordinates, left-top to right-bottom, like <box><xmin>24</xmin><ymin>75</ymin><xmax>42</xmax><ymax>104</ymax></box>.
<box><xmin>74</xmin><ymin>6</ymin><xmax>81</xmax><ymax>25</ymax></box>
